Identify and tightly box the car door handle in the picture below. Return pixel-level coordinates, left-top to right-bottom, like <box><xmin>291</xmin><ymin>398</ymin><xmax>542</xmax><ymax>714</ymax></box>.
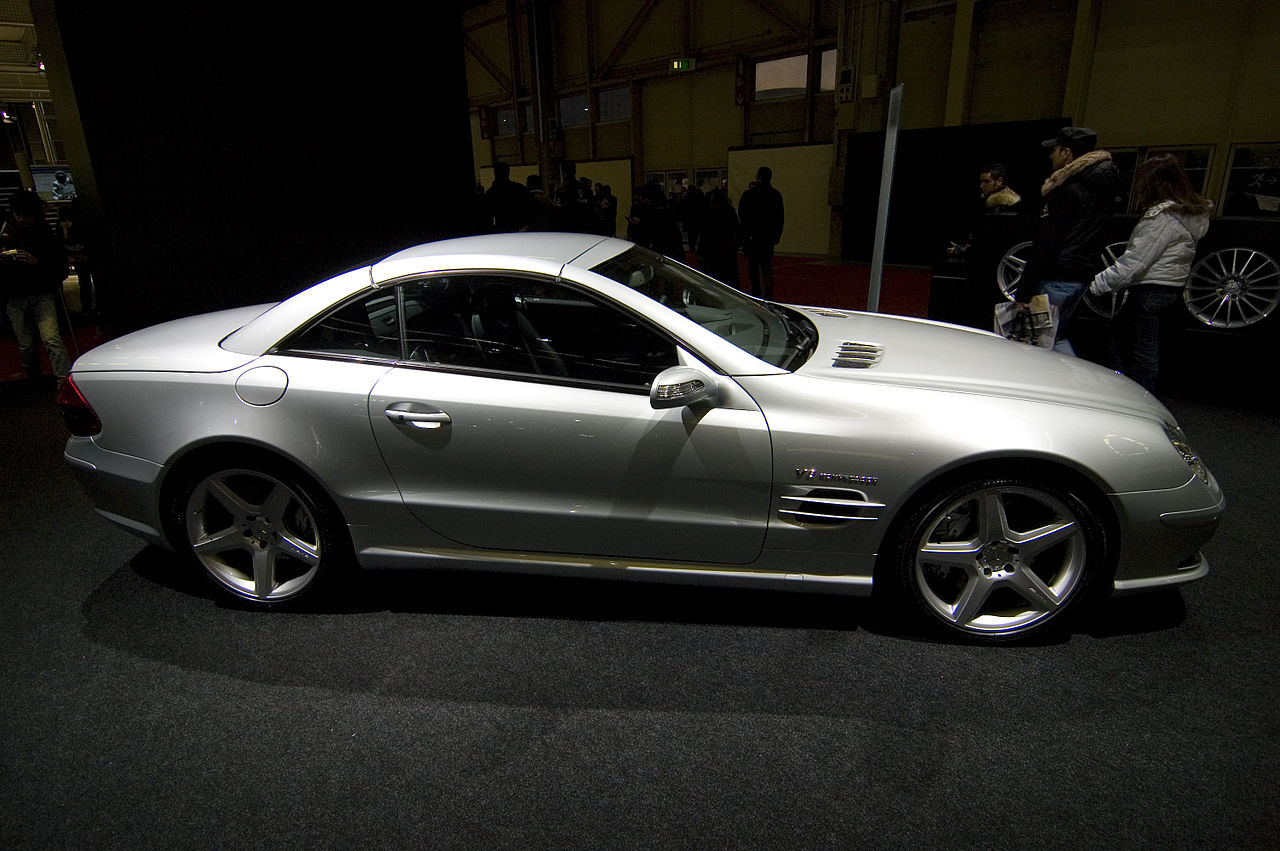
<box><xmin>384</xmin><ymin>403</ymin><xmax>452</xmax><ymax>428</ymax></box>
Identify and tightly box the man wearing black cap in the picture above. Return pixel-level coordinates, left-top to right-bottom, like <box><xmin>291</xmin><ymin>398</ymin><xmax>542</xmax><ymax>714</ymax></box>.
<box><xmin>1022</xmin><ymin>126</ymin><xmax>1118</xmax><ymax>355</ymax></box>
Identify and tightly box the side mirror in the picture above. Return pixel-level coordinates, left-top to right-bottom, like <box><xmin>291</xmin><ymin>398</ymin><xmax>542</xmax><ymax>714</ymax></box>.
<box><xmin>650</xmin><ymin>366</ymin><xmax>718</xmax><ymax>409</ymax></box>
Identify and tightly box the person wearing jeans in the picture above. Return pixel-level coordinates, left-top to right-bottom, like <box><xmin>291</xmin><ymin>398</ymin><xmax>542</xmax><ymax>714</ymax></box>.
<box><xmin>1021</xmin><ymin>127</ymin><xmax>1119</xmax><ymax>355</ymax></box>
<box><xmin>5</xmin><ymin>294</ymin><xmax>71</xmax><ymax>382</ymax></box>
<box><xmin>1090</xmin><ymin>155</ymin><xmax>1211</xmax><ymax>395</ymax></box>
<box><xmin>1104</xmin><ymin>285</ymin><xmax>1182</xmax><ymax>392</ymax></box>
<box><xmin>1</xmin><ymin>190</ymin><xmax>70</xmax><ymax>388</ymax></box>
<box><xmin>1035</xmin><ymin>279</ymin><xmax>1088</xmax><ymax>355</ymax></box>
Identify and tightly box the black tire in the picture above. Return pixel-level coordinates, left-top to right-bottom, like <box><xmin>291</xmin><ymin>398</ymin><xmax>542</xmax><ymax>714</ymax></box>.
<box><xmin>167</xmin><ymin>453</ymin><xmax>347</xmax><ymax>608</ymax></box>
<box><xmin>888</xmin><ymin>474</ymin><xmax>1106</xmax><ymax>643</ymax></box>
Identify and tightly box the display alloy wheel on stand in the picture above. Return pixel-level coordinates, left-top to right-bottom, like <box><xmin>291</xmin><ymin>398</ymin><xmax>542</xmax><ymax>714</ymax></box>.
<box><xmin>996</xmin><ymin>241</ymin><xmax>1129</xmax><ymax>317</ymax></box>
<box><xmin>1184</xmin><ymin>247</ymin><xmax>1280</xmax><ymax>328</ymax></box>
<box><xmin>1079</xmin><ymin>242</ymin><xmax>1130</xmax><ymax>318</ymax></box>
<box><xmin>996</xmin><ymin>240</ymin><xmax>1032</xmax><ymax>302</ymax></box>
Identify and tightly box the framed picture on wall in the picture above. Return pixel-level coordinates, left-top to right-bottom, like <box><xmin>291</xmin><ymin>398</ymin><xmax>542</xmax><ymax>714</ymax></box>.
<box><xmin>1222</xmin><ymin>143</ymin><xmax>1280</xmax><ymax>217</ymax></box>
<box><xmin>1109</xmin><ymin>146</ymin><xmax>1214</xmax><ymax>215</ymax></box>
<box><xmin>32</xmin><ymin>165</ymin><xmax>77</xmax><ymax>201</ymax></box>
<box><xmin>695</xmin><ymin>168</ymin><xmax>728</xmax><ymax>193</ymax></box>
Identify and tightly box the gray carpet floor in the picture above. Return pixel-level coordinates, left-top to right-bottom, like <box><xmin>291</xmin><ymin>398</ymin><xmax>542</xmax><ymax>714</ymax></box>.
<box><xmin>2</xmin><ymin>378</ymin><xmax>1277</xmax><ymax>849</ymax></box>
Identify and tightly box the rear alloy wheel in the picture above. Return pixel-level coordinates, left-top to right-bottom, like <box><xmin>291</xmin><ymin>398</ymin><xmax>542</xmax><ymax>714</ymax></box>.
<box><xmin>896</xmin><ymin>476</ymin><xmax>1104</xmax><ymax>642</ymax></box>
<box><xmin>180</xmin><ymin>463</ymin><xmax>338</xmax><ymax>606</ymax></box>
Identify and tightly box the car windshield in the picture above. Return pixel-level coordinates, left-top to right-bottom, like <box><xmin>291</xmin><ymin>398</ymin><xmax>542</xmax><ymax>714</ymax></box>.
<box><xmin>590</xmin><ymin>245</ymin><xmax>817</xmax><ymax>370</ymax></box>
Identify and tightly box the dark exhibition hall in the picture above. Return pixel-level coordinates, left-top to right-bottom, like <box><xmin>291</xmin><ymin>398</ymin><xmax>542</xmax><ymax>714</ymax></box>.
<box><xmin>3</xmin><ymin>1</ymin><xmax>1279</xmax><ymax>848</ymax></box>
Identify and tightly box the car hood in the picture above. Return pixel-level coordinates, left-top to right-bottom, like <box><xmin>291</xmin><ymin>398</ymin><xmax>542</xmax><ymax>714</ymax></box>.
<box><xmin>72</xmin><ymin>304</ymin><xmax>275</xmax><ymax>373</ymax></box>
<box><xmin>790</xmin><ymin>306</ymin><xmax>1173</xmax><ymax>425</ymax></box>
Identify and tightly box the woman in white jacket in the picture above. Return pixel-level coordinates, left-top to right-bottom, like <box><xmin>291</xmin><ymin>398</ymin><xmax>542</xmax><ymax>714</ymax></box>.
<box><xmin>1090</xmin><ymin>155</ymin><xmax>1210</xmax><ymax>394</ymax></box>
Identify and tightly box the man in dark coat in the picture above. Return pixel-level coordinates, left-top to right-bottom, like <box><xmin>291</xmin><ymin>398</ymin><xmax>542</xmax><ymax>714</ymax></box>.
<box><xmin>551</xmin><ymin>160</ymin><xmax>595</xmax><ymax>233</ymax></box>
<box><xmin>963</xmin><ymin>163</ymin><xmax>1024</xmax><ymax>328</ymax></box>
<box><xmin>738</xmin><ymin>166</ymin><xmax>784</xmax><ymax>300</ymax></box>
<box><xmin>483</xmin><ymin>161</ymin><xmax>532</xmax><ymax>232</ymax></box>
<box><xmin>1021</xmin><ymin>127</ymin><xmax>1119</xmax><ymax>354</ymax></box>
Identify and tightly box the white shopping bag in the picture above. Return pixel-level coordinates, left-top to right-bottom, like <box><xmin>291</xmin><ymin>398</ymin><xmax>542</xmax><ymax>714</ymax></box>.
<box><xmin>994</xmin><ymin>294</ymin><xmax>1058</xmax><ymax>348</ymax></box>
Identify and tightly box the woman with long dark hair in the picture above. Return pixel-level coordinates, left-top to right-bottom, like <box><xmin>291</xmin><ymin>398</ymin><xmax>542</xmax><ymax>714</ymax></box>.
<box><xmin>1089</xmin><ymin>155</ymin><xmax>1211</xmax><ymax>394</ymax></box>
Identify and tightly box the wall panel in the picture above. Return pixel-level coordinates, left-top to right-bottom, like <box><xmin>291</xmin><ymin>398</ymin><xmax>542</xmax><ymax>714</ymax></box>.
<box><xmin>968</xmin><ymin>0</ymin><xmax>1073</xmax><ymax>124</ymax></box>
<box><xmin>896</xmin><ymin>6</ymin><xmax>953</xmax><ymax>129</ymax></box>
<box><xmin>729</xmin><ymin>144</ymin><xmax>832</xmax><ymax>255</ymax></box>
<box><xmin>51</xmin><ymin>1</ymin><xmax>478</xmax><ymax>321</ymax></box>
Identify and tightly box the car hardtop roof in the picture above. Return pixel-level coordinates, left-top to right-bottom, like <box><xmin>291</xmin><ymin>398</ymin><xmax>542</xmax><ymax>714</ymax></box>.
<box><xmin>222</xmin><ymin>233</ymin><xmax>633</xmax><ymax>355</ymax></box>
<box><xmin>379</xmin><ymin>232</ymin><xmax>617</xmax><ymax>268</ymax></box>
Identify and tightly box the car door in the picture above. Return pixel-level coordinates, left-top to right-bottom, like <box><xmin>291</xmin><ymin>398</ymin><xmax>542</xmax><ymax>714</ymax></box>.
<box><xmin>366</xmin><ymin>273</ymin><xmax>773</xmax><ymax>564</ymax></box>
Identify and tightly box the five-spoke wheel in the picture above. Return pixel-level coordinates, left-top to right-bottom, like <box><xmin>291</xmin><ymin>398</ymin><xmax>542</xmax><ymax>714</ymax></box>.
<box><xmin>894</xmin><ymin>475</ymin><xmax>1104</xmax><ymax>641</ymax></box>
<box><xmin>178</xmin><ymin>461</ymin><xmax>337</xmax><ymax>605</ymax></box>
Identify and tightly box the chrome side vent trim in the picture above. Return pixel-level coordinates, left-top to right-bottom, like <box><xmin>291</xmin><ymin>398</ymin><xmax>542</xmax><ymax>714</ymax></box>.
<box><xmin>779</xmin><ymin>488</ymin><xmax>886</xmax><ymax>526</ymax></box>
<box><xmin>832</xmin><ymin>341</ymin><xmax>883</xmax><ymax>369</ymax></box>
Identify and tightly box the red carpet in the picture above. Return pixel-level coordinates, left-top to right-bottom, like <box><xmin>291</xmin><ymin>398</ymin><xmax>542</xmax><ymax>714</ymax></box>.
<box><xmin>2</xmin><ymin>257</ymin><xmax>932</xmax><ymax>381</ymax></box>
<box><xmin>1</xmin><ymin>320</ymin><xmax>117</xmax><ymax>383</ymax></box>
<box><xmin>741</xmin><ymin>255</ymin><xmax>931</xmax><ymax>316</ymax></box>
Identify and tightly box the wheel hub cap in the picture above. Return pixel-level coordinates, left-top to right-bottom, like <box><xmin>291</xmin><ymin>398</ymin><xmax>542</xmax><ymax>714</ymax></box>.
<box><xmin>978</xmin><ymin>540</ymin><xmax>1020</xmax><ymax>577</ymax></box>
<box><xmin>245</xmin><ymin>515</ymin><xmax>277</xmax><ymax>547</ymax></box>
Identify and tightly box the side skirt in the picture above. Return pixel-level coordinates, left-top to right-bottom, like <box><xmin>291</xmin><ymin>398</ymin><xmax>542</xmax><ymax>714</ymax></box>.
<box><xmin>354</xmin><ymin>543</ymin><xmax>874</xmax><ymax>596</ymax></box>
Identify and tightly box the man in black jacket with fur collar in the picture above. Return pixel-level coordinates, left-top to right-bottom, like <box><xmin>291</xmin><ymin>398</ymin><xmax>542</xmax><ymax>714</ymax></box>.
<box><xmin>1022</xmin><ymin>126</ymin><xmax>1118</xmax><ymax>355</ymax></box>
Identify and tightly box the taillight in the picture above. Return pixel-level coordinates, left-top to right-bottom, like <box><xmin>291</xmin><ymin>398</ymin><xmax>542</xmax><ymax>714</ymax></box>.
<box><xmin>57</xmin><ymin>376</ymin><xmax>102</xmax><ymax>436</ymax></box>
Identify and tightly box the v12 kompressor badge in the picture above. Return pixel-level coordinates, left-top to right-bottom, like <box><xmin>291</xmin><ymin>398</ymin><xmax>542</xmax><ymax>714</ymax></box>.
<box><xmin>796</xmin><ymin>468</ymin><xmax>879</xmax><ymax>486</ymax></box>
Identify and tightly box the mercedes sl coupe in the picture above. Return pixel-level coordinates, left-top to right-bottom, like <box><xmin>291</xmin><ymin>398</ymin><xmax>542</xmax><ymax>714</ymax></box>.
<box><xmin>59</xmin><ymin>233</ymin><xmax>1224</xmax><ymax>641</ymax></box>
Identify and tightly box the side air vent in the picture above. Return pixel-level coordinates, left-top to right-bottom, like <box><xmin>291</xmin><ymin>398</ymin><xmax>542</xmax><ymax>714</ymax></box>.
<box><xmin>807</xmin><ymin>308</ymin><xmax>850</xmax><ymax>318</ymax></box>
<box><xmin>779</xmin><ymin>488</ymin><xmax>885</xmax><ymax>526</ymax></box>
<box><xmin>832</xmin><ymin>341</ymin><xmax>883</xmax><ymax>369</ymax></box>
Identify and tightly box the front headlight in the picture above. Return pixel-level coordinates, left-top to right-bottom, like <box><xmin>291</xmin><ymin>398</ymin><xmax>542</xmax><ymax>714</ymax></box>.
<box><xmin>1165</xmin><ymin>426</ymin><xmax>1209</xmax><ymax>484</ymax></box>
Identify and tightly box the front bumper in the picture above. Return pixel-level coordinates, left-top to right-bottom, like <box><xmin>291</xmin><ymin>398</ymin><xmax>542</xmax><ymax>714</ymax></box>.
<box><xmin>1109</xmin><ymin>473</ymin><xmax>1225</xmax><ymax>592</ymax></box>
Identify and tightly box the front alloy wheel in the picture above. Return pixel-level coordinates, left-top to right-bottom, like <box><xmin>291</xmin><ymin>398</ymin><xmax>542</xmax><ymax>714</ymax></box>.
<box><xmin>183</xmin><ymin>465</ymin><xmax>331</xmax><ymax>605</ymax></box>
<box><xmin>899</xmin><ymin>476</ymin><xmax>1103</xmax><ymax>640</ymax></box>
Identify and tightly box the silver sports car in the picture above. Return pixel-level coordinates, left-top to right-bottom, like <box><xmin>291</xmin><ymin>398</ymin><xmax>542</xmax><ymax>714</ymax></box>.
<box><xmin>60</xmin><ymin>233</ymin><xmax>1224</xmax><ymax>641</ymax></box>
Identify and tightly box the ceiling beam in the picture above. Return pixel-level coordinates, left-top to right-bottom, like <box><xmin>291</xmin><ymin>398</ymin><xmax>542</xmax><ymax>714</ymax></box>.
<box><xmin>596</xmin><ymin>0</ymin><xmax>662</xmax><ymax>82</ymax></box>
<box><xmin>740</xmin><ymin>0</ymin><xmax>808</xmax><ymax>41</ymax></box>
<box><xmin>463</xmin><ymin>32</ymin><xmax>514</xmax><ymax>95</ymax></box>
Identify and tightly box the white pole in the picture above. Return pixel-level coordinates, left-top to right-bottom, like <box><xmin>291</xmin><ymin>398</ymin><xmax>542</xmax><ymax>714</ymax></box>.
<box><xmin>867</xmin><ymin>84</ymin><xmax>903</xmax><ymax>313</ymax></box>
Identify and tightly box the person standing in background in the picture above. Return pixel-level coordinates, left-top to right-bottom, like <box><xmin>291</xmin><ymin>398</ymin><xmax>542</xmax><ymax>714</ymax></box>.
<box><xmin>738</xmin><ymin>167</ymin><xmax>784</xmax><ymax>300</ymax></box>
<box><xmin>1090</xmin><ymin>155</ymin><xmax>1210</xmax><ymax>395</ymax></box>
<box><xmin>696</xmin><ymin>188</ymin><xmax>742</xmax><ymax>288</ymax></box>
<box><xmin>1021</xmin><ymin>127</ymin><xmax>1118</xmax><ymax>354</ymax></box>
<box><xmin>2</xmin><ymin>190</ymin><xmax>70</xmax><ymax>389</ymax></box>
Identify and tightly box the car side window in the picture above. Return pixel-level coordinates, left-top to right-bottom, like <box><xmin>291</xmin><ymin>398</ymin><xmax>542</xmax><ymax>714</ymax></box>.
<box><xmin>285</xmin><ymin>291</ymin><xmax>402</xmax><ymax>359</ymax></box>
<box><xmin>402</xmin><ymin>275</ymin><xmax>679</xmax><ymax>387</ymax></box>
